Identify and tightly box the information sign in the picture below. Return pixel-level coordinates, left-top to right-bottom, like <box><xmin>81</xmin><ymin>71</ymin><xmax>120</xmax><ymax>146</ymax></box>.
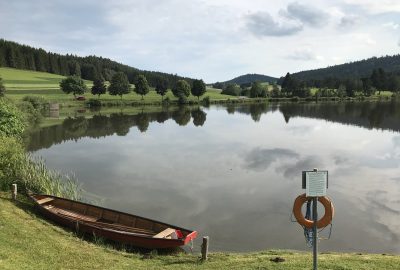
<box><xmin>305</xmin><ymin>171</ymin><xmax>328</xmax><ymax>197</ymax></box>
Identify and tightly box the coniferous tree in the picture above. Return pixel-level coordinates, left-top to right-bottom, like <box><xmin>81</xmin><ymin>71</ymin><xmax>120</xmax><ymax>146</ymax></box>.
<box><xmin>0</xmin><ymin>38</ymin><xmax>196</xmax><ymax>88</ymax></box>
<box><xmin>0</xmin><ymin>77</ymin><xmax>5</xmax><ymax>97</ymax></box>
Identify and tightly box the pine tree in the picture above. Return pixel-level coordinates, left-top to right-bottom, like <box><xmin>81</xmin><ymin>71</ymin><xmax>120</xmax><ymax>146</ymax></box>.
<box><xmin>0</xmin><ymin>77</ymin><xmax>5</xmax><ymax>96</ymax></box>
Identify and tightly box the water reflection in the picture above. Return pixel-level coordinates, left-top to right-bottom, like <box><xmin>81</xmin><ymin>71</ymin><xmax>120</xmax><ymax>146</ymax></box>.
<box><xmin>28</xmin><ymin>101</ymin><xmax>400</xmax><ymax>152</ymax></box>
<box><xmin>28</xmin><ymin>102</ymin><xmax>400</xmax><ymax>253</ymax></box>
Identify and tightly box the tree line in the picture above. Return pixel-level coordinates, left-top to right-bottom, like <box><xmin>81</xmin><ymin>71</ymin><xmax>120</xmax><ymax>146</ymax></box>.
<box><xmin>60</xmin><ymin>73</ymin><xmax>206</xmax><ymax>102</ymax></box>
<box><xmin>278</xmin><ymin>68</ymin><xmax>400</xmax><ymax>98</ymax></box>
<box><xmin>0</xmin><ymin>39</ymin><xmax>195</xmax><ymax>88</ymax></box>
<box><xmin>290</xmin><ymin>54</ymin><xmax>400</xmax><ymax>81</ymax></box>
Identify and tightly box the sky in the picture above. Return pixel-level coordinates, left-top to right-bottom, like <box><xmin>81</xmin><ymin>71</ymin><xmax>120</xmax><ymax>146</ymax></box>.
<box><xmin>0</xmin><ymin>0</ymin><xmax>400</xmax><ymax>82</ymax></box>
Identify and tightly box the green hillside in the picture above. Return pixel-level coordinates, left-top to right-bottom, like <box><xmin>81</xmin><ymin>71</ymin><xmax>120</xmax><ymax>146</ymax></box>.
<box><xmin>0</xmin><ymin>38</ymin><xmax>194</xmax><ymax>87</ymax></box>
<box><xmin>220</xmin><ymin>73</ymin><xmax>278</xmax><ymax>86</ymax></box>
<box><xmin>0</xmin><ymin>67</ymin><xmax>234</xmax><ymax>103</ymax></box>
<box><xmin>290</xmin><ymin>54</ymin><xmax>400</xmax><ymax>81</ymax></box>
<box><xmin>0</xmin><ymin>67</ymin><xmax>92</xmax><ymax>100</ymax></box>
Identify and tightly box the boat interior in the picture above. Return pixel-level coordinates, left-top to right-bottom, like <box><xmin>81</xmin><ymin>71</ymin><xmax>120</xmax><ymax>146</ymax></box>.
<box><xmin>32</xmin><ymin>194</ymin><xmax>184</xmax><ymax>239</ymax></box>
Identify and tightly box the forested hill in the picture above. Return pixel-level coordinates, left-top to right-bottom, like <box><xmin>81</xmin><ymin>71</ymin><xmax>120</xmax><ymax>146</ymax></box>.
<box><xmin>221</xmin><ymin>73</ymin><xmax>277</xmax><ymax>85</ymax></box>
<box><xmin>0</xmin><ymin>39</ymin><xmax>193</xmax><ymax>87</ymax></box>
<box><xmin>291</xmin><ymin>54</ymin><xmax>400</xmax><ymax>81</ymax></box>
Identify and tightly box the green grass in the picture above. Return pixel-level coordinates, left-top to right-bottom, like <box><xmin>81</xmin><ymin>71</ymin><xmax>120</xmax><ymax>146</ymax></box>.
<box><xmin>0</xmin><ymin>193</ymin><xmax>398</xmax><ymax>270</ymax></box>
<box><xmin>0</xmin><ymin>67</ymin><xmax>236</xmax><ymax>105</ymax></box>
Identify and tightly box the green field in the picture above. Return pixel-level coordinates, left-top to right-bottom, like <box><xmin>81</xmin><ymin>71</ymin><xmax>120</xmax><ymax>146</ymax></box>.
<box><xmin>0</xmin><ymin>192</ymin><xmax>398</xmax><ymax>270</ymax></box>
<box><xmin>0</xmin><ymin>67</ymin><xmax>235</xmax><ymax>104</ymax></box>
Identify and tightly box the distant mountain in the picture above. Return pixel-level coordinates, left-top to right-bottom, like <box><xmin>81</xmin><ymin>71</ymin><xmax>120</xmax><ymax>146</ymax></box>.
<box><xmin>290</xmin><ymin>54</ymin><xmax>400</xmax><ymax>82</ymax></box>
<box><xmin>220</xmin><ymin>73</ymin><xmax>278</xmax><ymax>85</ymax></box>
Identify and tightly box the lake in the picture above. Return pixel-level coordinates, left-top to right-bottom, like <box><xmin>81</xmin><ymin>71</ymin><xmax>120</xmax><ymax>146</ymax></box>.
<box><xmin>27</xmin><ymin>101</ymin><xmax>400</xmax><ymax>253</ymax></box>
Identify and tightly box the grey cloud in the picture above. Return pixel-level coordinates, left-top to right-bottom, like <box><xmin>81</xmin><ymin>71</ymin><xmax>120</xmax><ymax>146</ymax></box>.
<box><xmin>280</xmin><ymin>156</ymin><xmax>324</xmax><ymax>179</ymax></box>
<box><xmin>0</xmin><ymin>0</ymin><xmax>116</xmax><ymax>53</ymax></box>
<box><xmin>286</xmin><ymin>48</ymin><xmax>319</xmax><ymax>61</ymax></box>
<box><xmin>333</xmin><ymin>155</ymin><xmax>349</xmax><ymax>165</ymax></box>
<box><xmin>339</xmin><ymin>15</ymin><xmax>360</xmax><ymax>28</ymax></box>
<box><xmin>244</xmin><ymin>148</ymin><xmax>299</xmax><ymax>171</ymax></box>
<box><xmin>281</xmin><ymin>2</ymin><xmax>329</xmax><ymax>27</ymax></box>
<box><xmin>246</xmin><ymin>12</ymin><xmax>303</xmax><ymax>37</ymax></box>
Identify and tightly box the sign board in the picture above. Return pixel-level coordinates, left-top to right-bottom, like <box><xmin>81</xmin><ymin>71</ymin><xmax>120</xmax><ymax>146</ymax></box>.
<box><xmin>305</xmin><ymin>171</ymin><xmax>328</xmax><ymax>197</ymax></box>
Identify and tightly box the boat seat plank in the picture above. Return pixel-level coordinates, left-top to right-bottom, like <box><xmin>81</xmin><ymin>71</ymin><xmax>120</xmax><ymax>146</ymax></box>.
<box><xmin>37</xmin><ymin>198</ymin><xmax>54</xmax><ymax>205</ymax></box>
<box><xmin>51</xmin><ymin>208</ymin><xmax>98</xmax><ymax>222</ymax></box>
<box><xmin>153</xmin><ymin>228</ymin><xmax>176</xmax><ymax>239</ymax></box>
<box><xmin>52</xmin><ymin>208</ymin><xmax>156</xmax><ymax>235</ymax></box>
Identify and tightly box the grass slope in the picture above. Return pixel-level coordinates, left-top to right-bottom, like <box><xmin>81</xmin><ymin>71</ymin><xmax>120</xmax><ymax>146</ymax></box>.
<box><xmin>0</xmin><ymin>67</ymin><xmax>234</xmax><ymax>104</ymax></box>
<box><xmin>0</xmin><ymin>193</ymin><xmax>399</xmax><ymax>270</ymax></box>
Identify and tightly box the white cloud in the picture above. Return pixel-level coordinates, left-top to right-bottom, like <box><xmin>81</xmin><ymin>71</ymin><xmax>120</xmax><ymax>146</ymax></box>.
<box><xmin>0</xmin><ymin>0</ymin><xmax>399</xmax><ymax>82</ymax></box>
<box><xmin>353</xmin><ymin>33</ymin><xmax>377</xmax><ymax>46</ymax></box>
<box><xmin>286</xmin><ymin>47</ymin><xmax>324</xmax><ymax>61</ymax></box>
<box><xmin>383</xmin><ymin>22</ymin><xmax>400</xmax><ymax>30</ymax></box>
<box><xmin>342</xmin><ymin>0</ymin><xmax>400</xmax><ymax>13</ymax></box>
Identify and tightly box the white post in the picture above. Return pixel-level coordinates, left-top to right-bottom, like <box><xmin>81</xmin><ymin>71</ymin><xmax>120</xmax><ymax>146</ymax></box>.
<box><xmin>12</xmin><ymin>184</ymin><xmax>17</xmax><ymax>200</ymax></box>
<box><xmin>201</xmin><ymin>236</ymin><xmax>209</xmax><ymax>261</ymax></box>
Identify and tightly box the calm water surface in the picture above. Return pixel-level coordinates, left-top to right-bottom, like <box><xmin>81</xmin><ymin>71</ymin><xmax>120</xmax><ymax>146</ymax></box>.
<box><xmin>28</xmin><ymin>102</ymin><xmax>400</xmax><ymax>253</ymax></box>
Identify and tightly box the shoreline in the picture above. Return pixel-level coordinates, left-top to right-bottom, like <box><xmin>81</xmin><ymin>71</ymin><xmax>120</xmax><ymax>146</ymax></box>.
<box><xmin>0</xmin><ymin>192</ymin><xmax>398</xmax><ymax>270</ymax></box>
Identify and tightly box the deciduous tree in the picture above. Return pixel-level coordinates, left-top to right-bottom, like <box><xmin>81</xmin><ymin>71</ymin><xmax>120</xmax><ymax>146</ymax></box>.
<box><xmin>172</xmin><ymin>80</ymin><xmax>190</xmax><ymax>103</ymax></box>
<box><xmin>91</xmin><ymin>79</ymin><xmax>106</xmax><ymax>98</ymax></box>
<box><xmin>155</xmin><ymin>77</ymin><xmax>169</xmax><ymax>101</ymax></box>
<box><xmin>108</xmin><ymin>72</ymin><xmax>131</xmax><ymax>99</ymax></box>
<box><xmin>59</xmin><ymin>76</ymin><xmax>87</xmax><ymax>98</ymax></box>
<box><xmin>134</xmin><ymin>74</ymin><xmax>150</xmax><ymax>100</ymax></box>
<box><xmin>191</xmin><ymin>79</ymin><xmax>206</xmax><ymax>101</ymax></box>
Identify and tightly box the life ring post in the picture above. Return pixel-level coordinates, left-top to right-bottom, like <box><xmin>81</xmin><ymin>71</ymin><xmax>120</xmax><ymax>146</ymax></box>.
<box><xmin>294</xmin><ymin>168</ymin><xmax>333</xmax><ymax>270</ymax></box>
<box><xmin>312</xmin><ymin>196</ymin><xmax>318</xmax><ymax>270</ymax></box>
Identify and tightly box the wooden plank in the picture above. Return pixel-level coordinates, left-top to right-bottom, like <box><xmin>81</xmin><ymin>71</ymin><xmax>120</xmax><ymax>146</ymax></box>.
<box><xmin>201</xmin><ymin>236</ymin><xmax>209</xmax><ymax>261</ymax></box>
<box><xmin>53</xmin><ymin>209</ymin><xmax>155</xmax><ymax>235</ymax></box>
<box><xmin>37</xmin><ymin>198</ymin><xmax>54</xmax><ymax>205</ymax></box>
<box><xmin>153</xmin><ymin>228</ymin><xmax>176</xmax><ymax>239</ymax></box>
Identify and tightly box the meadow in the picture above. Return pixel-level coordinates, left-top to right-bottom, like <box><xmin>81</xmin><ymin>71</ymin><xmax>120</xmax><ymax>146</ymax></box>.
<box><xmin>0</xmin><ymin>67</ymin><xmax>235</xmax><ymax>105</ymax></box>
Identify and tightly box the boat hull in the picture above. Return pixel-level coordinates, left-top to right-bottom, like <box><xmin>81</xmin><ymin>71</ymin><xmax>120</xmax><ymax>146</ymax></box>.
<box><xmin>30</xmin><ymin>194</ymin><xmax>197</xmax><ymax>249</ymax></box>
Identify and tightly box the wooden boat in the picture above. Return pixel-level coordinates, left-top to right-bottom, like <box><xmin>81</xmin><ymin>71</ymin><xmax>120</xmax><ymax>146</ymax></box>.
<box><xmin>29</xmin><ymin>193</ymin><xmax>198</xmax><ymax>249</ymax></box>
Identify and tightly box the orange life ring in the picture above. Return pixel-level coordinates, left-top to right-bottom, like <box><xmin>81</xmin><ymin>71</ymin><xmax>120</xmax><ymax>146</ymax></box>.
<box><xmin>292</xmin><ymin>193</ymin><xmax>334</xmax><ymax>229</ymax></box>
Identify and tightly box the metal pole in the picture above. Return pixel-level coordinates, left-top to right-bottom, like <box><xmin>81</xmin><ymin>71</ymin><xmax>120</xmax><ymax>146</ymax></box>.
<box><xmin>312</xmin><ymin>197</ymin><xmax>318</xmax><ymax>270</ymax></box>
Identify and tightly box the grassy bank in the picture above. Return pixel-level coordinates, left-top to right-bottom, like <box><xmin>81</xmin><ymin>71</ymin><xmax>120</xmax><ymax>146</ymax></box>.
<box><xmin>0</xmin><ymin>192</ymin><xmax>399</xmax><ymax>270</ymax></box>
<box><xmin>0</xmin><ymin>97</ymin><xmax>80</xmax><ymax>199</ymax></box>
